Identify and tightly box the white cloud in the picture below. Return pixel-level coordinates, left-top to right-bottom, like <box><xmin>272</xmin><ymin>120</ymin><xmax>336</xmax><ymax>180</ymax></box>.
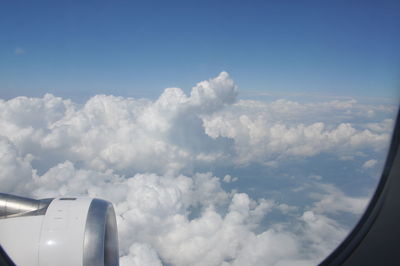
<box><xmin>363</xmin><ymin>159</ymin><xmax>378</xmax><ymax>169</ymax></box>
<box><xmin>0</xmin><ymin>72</ymin><xmax>395</xmax><ymax>265</ymax></box>
<box><xmin>120</xmin><ymin>243</ymin><xmax>162</xmax><ymax>266</ymax></box>
<box><xmin>299</xmin><ymin>210</ymin><xmax>348</xmax><ymax>257</ymax></box>
<box><xmin>310</xmin><ymin>183</ymin><xmax>369</xmax><ymax>216</ymax></box>
<box><xmin>203</xmin><ymin>113</ymin><xmax>390</xmax><ymax>165</ymax></box>
<box><xmin>0</xmin><ymin>136</ymin><xmax>34</xmax><ymax>193</ymax></box>
<box><xmin>365</xmin><ymin>119</ymin><xmax>394</xmax><ymax>133</ymax></box>
<box><xmin>0</xmin><ymin>151</ymin><xmax>361</xmax><ymax>265</ymax></box>
<box><xmin>223</xmin><ymin>174</ymin><xmax>238</xmax><ymax>183</ymax></box>
<box><xmin>0</xmin><ymin>73</ymin><xmax>392</xmax><ymax>175</ymax></box>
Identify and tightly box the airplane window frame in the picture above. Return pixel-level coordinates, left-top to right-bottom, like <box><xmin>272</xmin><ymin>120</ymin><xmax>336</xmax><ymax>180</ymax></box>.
<box><xmin>0</xmin><ymin>243</ymin><xmax>14</xmax><ymax>265</ymax></box>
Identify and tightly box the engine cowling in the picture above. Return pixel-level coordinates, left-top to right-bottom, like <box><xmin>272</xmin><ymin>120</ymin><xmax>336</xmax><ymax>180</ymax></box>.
<box><xmin>0</xmin><ymin>193</ymin><xmax>119</xmax><ymax>266</ymax></box>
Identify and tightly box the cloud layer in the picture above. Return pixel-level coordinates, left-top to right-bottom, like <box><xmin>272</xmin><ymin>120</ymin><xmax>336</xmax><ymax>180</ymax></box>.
<box><xmin>0</xmin><ymin>72</ymin><xmax>395</xmax><ymax>265</ymax></box>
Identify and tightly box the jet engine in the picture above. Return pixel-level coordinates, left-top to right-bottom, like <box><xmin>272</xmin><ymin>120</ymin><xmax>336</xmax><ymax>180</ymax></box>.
<box><xmin>0</xmin><ymin>193</ymin><xmax>119</xmax><ymax>266</ymax></box>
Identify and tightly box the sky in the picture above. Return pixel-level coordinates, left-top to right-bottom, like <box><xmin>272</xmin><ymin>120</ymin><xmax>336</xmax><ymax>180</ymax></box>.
<box><xmin>0</xmin><ymin>0</ymin><xmax>399</xmax><ymax>101</ymax></box>
<box><xmin>0</xmin><ymin>1</ymin><xmax>400</xmax><ymax>266</ymax></box>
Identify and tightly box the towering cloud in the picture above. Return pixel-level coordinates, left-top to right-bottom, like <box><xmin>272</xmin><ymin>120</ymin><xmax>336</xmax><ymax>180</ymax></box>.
<box><xmin>0</xmin><ymin>72</ymin><xmax>394</xmax><ymax>265</ymax></box>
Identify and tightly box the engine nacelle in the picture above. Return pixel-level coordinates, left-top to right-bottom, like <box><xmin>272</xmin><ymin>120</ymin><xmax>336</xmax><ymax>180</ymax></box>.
<box><xmin>0</xmin><ymin>193</ymin><xmax>119</xmax><ymax>266</ymax></box>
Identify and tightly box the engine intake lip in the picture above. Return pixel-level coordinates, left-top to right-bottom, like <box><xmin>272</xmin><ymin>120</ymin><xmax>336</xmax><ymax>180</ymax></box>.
<box><xmin>83</xmin><ymin>198</ymin><xmax>119</xmax><ymax>266</ymax></box>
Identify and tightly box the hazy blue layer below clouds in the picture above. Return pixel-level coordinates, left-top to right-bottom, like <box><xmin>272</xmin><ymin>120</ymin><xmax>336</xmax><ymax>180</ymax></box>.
<box><xmin>0</xmin><ymin>73</ymin><xmax>396</xmax><ymax>265</ymax></box>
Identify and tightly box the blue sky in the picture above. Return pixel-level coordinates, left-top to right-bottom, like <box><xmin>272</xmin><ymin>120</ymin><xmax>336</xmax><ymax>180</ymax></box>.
<box><xmin>0</xmin><ymin>0</ymin><xmax>399</xmax><ymax>101</ymax></box>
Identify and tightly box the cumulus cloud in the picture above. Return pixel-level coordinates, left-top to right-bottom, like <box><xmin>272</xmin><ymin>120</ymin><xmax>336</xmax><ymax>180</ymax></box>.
<box><xmin>309</xmin><ymin>183</ymin><xmax>369</xmax><ymax>216</ymax></box>
<box><xmin>223</xmin><ymin>174</ymin><xmax>238</xmax><ymax>183</ymax></box>
<box><xmin>0</xmin><ymin>72</ymin><xmax>391</xmax><ymax>175</ymax></box>
<box><xmin>0</xmin><ymin>72</ymin><xmax>395</xmax><ymax>265</ymax></box>
<box><xmin>25</xmin><ymin>161</ymin><xmax>349</xmax><ymax>266</ymax></box>
<box><xmin>203</xmin><ymin>101</ymin><xmax>391</xmax><ymax>166</ymax></box>
<box><xmin>0</xmin><ymin>136</ymin><xmax>33</xmax><ymax>193</ymax></box>
<box><xmin>0</xmin><ymin>72</ymin><xmax>239</xmax><ymax>175</ymax></box>
<box><xmin>120</xmin><ymin>243</ymin><xmax>162</xmax><ymax>266</ymax></box>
